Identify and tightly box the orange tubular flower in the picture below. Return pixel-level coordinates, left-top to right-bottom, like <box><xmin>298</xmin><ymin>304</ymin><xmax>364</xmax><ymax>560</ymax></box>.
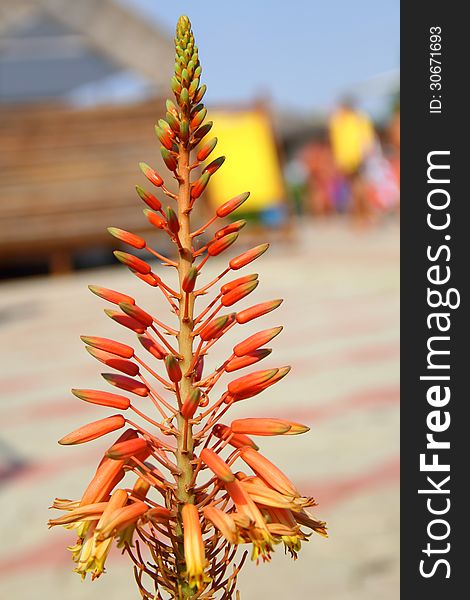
<box><xmin>182</xmin><ymin>504</ymin><xmax>211</xmax><ymax>590</ymax></box>
<box><xmin>50</xmin><ymin>15</ymin><xmax>325</xmax><ymax>596</ymax></box>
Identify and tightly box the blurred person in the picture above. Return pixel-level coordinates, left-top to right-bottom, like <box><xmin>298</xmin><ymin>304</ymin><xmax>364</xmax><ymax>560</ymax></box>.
<box><xmin>329</xmin><ymin>97</ymin><xmax>375</xmax><ymax>226</ymax></box>
<box><xmin>300</xmin><ymin>131</ymin><xmax>337</xmax><ymax>217</ymax></box>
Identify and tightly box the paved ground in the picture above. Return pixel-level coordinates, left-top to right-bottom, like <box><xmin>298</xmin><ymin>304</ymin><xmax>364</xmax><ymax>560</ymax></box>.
<box><xmin>0</xmin><ymin>219</ymin><xmax>399</xmax><ymax>599</ymax></box>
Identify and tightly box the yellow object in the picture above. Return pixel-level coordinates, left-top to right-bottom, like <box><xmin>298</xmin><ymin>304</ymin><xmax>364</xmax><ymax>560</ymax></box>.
<box><xmin>206</xmin><ymin>109</ymin><xmax>285</xmax><ymax>212</ymax></box>
<box><xmin>329</xmin><ymin>108</ymin><xmax>374</xmax><ymax>174</ymax></box>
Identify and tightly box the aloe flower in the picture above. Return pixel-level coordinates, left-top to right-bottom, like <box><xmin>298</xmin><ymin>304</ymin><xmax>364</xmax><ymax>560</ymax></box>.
<box><xmin>49</xmin><ymin>15</ymin><xmax>326</xmax><ymax>599</ymax></box>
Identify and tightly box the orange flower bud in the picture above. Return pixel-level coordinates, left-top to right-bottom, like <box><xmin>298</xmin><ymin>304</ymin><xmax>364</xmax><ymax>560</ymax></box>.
<box><xmin>182</xmin><ymin>266</ymin><xmax>198</xmax><ymax>293</ymax></box>
<box><xmin>59</xmin><ymin>415</ymin><xmax>125</xmax><ymax>446</ymax></box>
<box><xmin>199</xmin><ymin>314</ymin><xmax>230</xmax><ymax>341</ymax></box>
<box><xmin>147</xmin><ymin>506</ymin><xmax>172</xmax><ymax>522</ymax></box>
<box><xmin>233</xmin><ymin>326</ymin><xmax>283</xmax><ymax>357</ymax></box>
<box><xmin>196</xmin><ymin>136</ymin><xmax>217</xmax><ymax>161</ymax></box>
<box><xmin>200</xmin><ymin>448</ymin><xmax>235</xmax><ymax>483</ymax></box>
<box><xmin>139</xmin><ymin>162</ymin><xmax>163</xmax><ymax>187</ymax></box>
<box><xmin>203</xmin><ymin>156</ymin><xmax>225</xmax><ymax>175</ymax></box>
<box><xmin>133</xmin><ymin>271</ymin><xmax>160</xmax><ymax>287</ymax></box>
<box><xmin>220</xmin><ymin>273</ymin><xmax>258</xmax><ymax>295</ymax></box>
<box><xmin>96</xmin><ymin>501</ymin><xmax>149</xmax><ymax>541</ymax></box>
<box><xmin>182</xmin><ymin>504</ymin><xmax>210</xmax><ymax>590</ymax></box>
<box><xmin>85</xmin><ymin>346</ymin><xmax>140</xmax><ymax>377</ymax></box>
<box><xmin>88</xmin><ymin>285</ymin><xmax>135</xmax><ymax>306</ymax></box>
<box><xmin>71</xmin><ymin>389</ymin><xmax>130</xmax><ymax>410</ymax></box>
<box><xmin>144</xmin><ymin>208</ymin><xmax>167</xmax><ymax>229</ymax></box>
<box><xmin>221</xmin><ymin>280</ymin><xmax>259</xmax><ymax>307</ymax></box>
<box><xmin>239</xmin><ymin>447</ymin><xmax>298</xmax><ymax>497</ymax></box>
<box><xmin>212</xmin><ymin>424</ymin><xmax>259</xmax><ymax>451</ymax></box>
<box><xmin>227</xmin><ymin>368</ymin><xmax>278</xmax><ymax>399</ymax></box>
<box><xmin>107</xmin><ymin>227</ymin><xmax>145</xmax><ymax>249</ymax></box>
<box><xmin>106</xmin><ymin>437</ymin><xmax>148</xmax><ymax>460</ymax></box>
<box><xmin>191</xmin><ymin>172</ymin><xmax>210</xmax><ymax>200</ymax></box>
<box><xmin>207</xmin><ymin>232</ymin><xmax>239</xmax><ymax>256</ymax></box>
<box><xmin>283</xmin><ymin>422</ymin><xmax>310</xmax><ymax>435</ymax></box>
<box><xmin>192</xmin><ymin>121</ymin><xmax>213</xmax><ymax>142</ymax></box>
<box><xmin>155</xmin><ymin>124</ymin><xmax>174</xmax><ymax>150</ymax></box>
<box><xmin>113</xmin><ymin>251</ymin><xmax>151</xmax><ymax>275</ymax></box>
<box><xmin>216</xmin><ymin>192</ymin><xmax>250</xmax><ymax>218</ymax></box>
<box><xmin>231</xmin><ymin>418</ymin><xmax>291</xmax><ymax>436</ymax></box>
<box><xmin>214</xmin><ymin>219</ymin><xmax>246</xmax><ymax>240</ymax></box>
<box><xmin>165</xmin><ymin>354</ymin><xmax>182</xmax><ymax>382</ymax></box>
<box><xmin>104</xmin><ymin>309</ymin><xmax>146</xmax><ymax>334</ymax></box>
<box><xmin>229</xmin><ymin>243</ymin><xmax>269</xmax><ymax>270</ymax></box>
<box><xmin>161</xmin><ymin>147</ymin><xmax>178</xmax><ymax>172</ymax></box>
<box><xmin>118</xmin><ymin>302</ymin><xmax>153</xmax><ymax>328</ymax></box>
<box><xmin>190</xmin><ymin>107</ymin><xmax>207</xmax><ymax>130</ymax></box>
<box><xmin>224</xmin><ymin>348</ymin><xmax>272</xmax><ymax>373</ymax></box>
<box><xmin>102</xmin><ymin>373</ymin><xmax>149</xmax><ymax>397</ymax></box>
<box><xmin>135</xmin><ymin>185</ymin><xmax>162</xmax><ymax>212</ymax></box>
<box><xmin>181</xmin><ymin>388</ymin><xmax>201</xmax><ymax>419</ymax></box>
<box><xmin>165</xmin><ymin>206</ymin><xmax>180</xmax><ymax>234</ymax></box>
<box><xmin>137</xmin><ymin>334</ymin><xmax>167</xmax><ymax>360</ymax></box>
<box><xmin>203</xmin><ymin>505</ymin><xmax>239</xmax><ymax>544</ymax></box>
<box><xmin>80</xmin><ymin>336</ymin><xmax>134</xmax><ymax>359</ymax></box>
<box><xmin>236</xmin><ymin>299</ymin><xmax>283</xmax><ymax>324</ymax></box>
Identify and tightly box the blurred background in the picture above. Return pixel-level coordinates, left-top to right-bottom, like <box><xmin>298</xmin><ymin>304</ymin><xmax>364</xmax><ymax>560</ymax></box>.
<box><xmin>0</xmin><ymin>0</ymin><xmax>399</xmax><ymax>598</ymax></box>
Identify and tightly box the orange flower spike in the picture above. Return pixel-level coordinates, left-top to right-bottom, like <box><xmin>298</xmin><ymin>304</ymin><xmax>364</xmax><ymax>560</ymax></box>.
<box><xmin>221</xmin><ymin>280</ymin><xmax>259</xmax><ymax>307</ymax></box>
<box><xmin>88</xmin><ymin>285</ymin><xmax>135</xmax><ymax>306</ymax></box>
<box><xmin>85</xmin><ymin>347</ymin><xmax>140</xmax><ymax>377</ymax></box>
<box><xmin>118</xmin><ymin>302</ymin><xmax>153</xmax><ymax>328</ymax></box>
<box><xmin>236</xmin><ymin>299</ymin><xmax>283</xmax><ymax>324</ymax></box>
<box><xmin>233</xmin><ymin>326</ymin><xmax>283</xmax><ymax>358</ymax></box>
<box><xmin>239</xmin><ymin>447</ymin><xmax>298</xmax><ymax>497</ymax></box>
<box><xmin>229</xmin><ymin>243</ymin><xmax>269</xmax><ymax>270</ymax></box>
<box><xmin>165</xmin><ymin>354</ymin><xmax>182</xmax><ymax>382</ymax></box>
<box><xmin>207</xmin><ymin>232</ymin><xmax>239</xmax><ymax>256</ymax></box>
<box><xmin>137</xmin><ymin>334</ymin><xmax>167</xmax><ymax>359</ymax></box>
<box><xmin>139</xmin><ymin>161</ymin><xmax>163</xmax><ymax>187</ymax></box>
<box><xmin>107</xmin><ymin>227</ymin><xmax>146</xmax><ymax>249</ymax></box>
<box><xmin>200</xmin><ymin>448</ymin><xmax>235</xmax><ymax>483</ymax></box>
<box><xmin>216</xmin><ymin>192</ymin><xmax>250</xmax><ymax>218</ymax></box>
<box><xmin>72</xmin><ymin>388</ymin><xmax>131</xmax><ymax>410</ymax></box>
<box><xmin>102</xmin><ymin>373</ymin><xmax>149</xmax><ymax>397</ymax></box>
<box><xmin>182</xmin><ymin>504</ymin><xmax>211</xmax><ymax>590</ymax></box>
<box><xmin>80</xmin><ymin>336</ymin><xmax>134</xmax><ymax>359</ymax></box>
<box><xmin>214</xmin><ymin>219</ymin><xmax>246</xmax><ymax>240</ymax></box>
<box><xmin>181</xmin><ymin>388</ymin><xmax>201</xmax><ymax>419</ymax></box>
<box><xmin>113</xmin><ymin>251</ymin><xmax>152</xmax><ymax>275</ymax></box>
<box><xmin>212</xmin><ymin>423</ymin><xmax>259</xmax><ymax>451</ymax></box>
<box><xmin>225</xmin><ymin>348</ymin><xmax>272</xmax><ymax>373</ymax></box>
<box><xmin>59</xmin><ymin>415</ymin><xmax>126</xmax><ymax>446</ymax></box>
<box><xmin>231</xmin><ymin>418</ymin><xmax>292</xmax><ymax>436</ymax></box>
<box><xmin>104</xmin><ymin>309</ymin><xmax>146</xmax><ymax>334</ymax></box>
<box><xmin>106</xmin><ymin>437</ymin><xmax>148</xmax><ymax>460</ymax></box>
<box><xmin>135</xmin><ymin>185</ymin><xmax>162</xmax><ymax>213</ymax></box>
<box><xmin>203</xmin><ymin>505</ymin><xmax>239</xmax><ymax>545</ymax></box>
<box><xmin>220</xmin><ymin>273</ymin><xmax>258</xmax><ymax>294</ymax></box>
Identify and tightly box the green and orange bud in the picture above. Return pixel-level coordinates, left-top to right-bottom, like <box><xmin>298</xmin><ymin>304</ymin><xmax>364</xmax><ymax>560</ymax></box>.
<box><xmin>227</xmin><ymin>368</ymin><xmax>279</xmax><ymax>399</ymax></box>
<box><xmin>215</xmin><ymin>219</ymin><xmax>246</xmax><ymax>240</ymax></box>
<box><xmin>203</xmin><ymin>155</ymin><xmax>225</xmax><ymax>175</ymax></box>
<box><xmin>165</xmin><ymin>206</ymin><xmax>180</xmax><ymax>234</ymax></box>
<box><xmin>182</xmin><ymin>266</ymin><xmax>198</xmax><ymax>292</ymax></box>
<box><xmin>212</xmin><ymin>424</ymin><xmax>259</xmax><ymax>451</ymax></box>
<box><xmin>165</xmin><ymin>354</ymin><xmax>182</xmax><ymax>382</ymax></box>
<box><xmin>229</xmin><ymin>243</ymin><xmax>269</xmax><ymax>270</ymax></box>
<box><xmin>181</xmin><ymin>503</ymin><xmax>210</xmax><ymax>590</ymax></box>
<box><xmin>137</xmin><ymin>334</ymin><xmax>167</xmax><ymax>360</ymax></box>
<box><xmin>195</xmin><ymin>355</ymin><xmax>204</xmax><ymax>381</ymax></box>
<box><xmin>161</xmin><ymin>147</ymin><xmax>178</xmax><ymax>172</ymax></box>
<box><xmin>107</xmin><ymin>227</ymin><xmax>146</xmax><ymax>250</ymax></box>
<box><xmin>194</xmin><ymin>84</ymin><xmax>206</xmax><ymax>103</ymax></box>
<box><xmin>80</xmin><ymin>336</ymin><xmax>134</xmax><ymax>359</ymax></box>
<box><xmin>225</xmin><ymin>348</ymin><xmax>272</xmax><ymax>372</ymax></box>
<box><xmin>203</xmin><ymin>506</ymin><xmax>239</xmax><ymax>545</ymax></box>
<box><xmin>196</xmin><ymin>136</ymin><xmax>216</xmax><ymax>161</ymax></box>
<box><xmin>139</xmin><ymin>162</ymin><xmax>163</xmax><ymax>187</ymax></box>
<box><xmin>166</xmin><ymin>98</ymin><xmax>178</xmax><ymax>118</ymax></box>
<box><xmin>207</xmin><ymin>232</ymin><xmax>238</xmax><ymax>256</ymax></box>
<box><xmin>181</xmin><ymin>388</ymin><xmax>201</xmax><ymax>419</ymax></box>
<box><xmin>200</xmin><ymin>448</ymin><xmax>235</xmax><ymax>483</ymax></box>
<box><xmin>106</xmin><ymin>437</ymin><xmax>148</xmax><ymax>460</ymax></box>
<box><xmin>135</xmin><ymin>185</ymin><xmax>162</xmax><ymax>212</ymax></box>
<box><xmin>190</xmin><ymin>107</ymin><xmax>207</xmax><ymax>130</ymax></box>
<box><xmin>216</xmin><ymin>192</ymin><xmax>250</xmax><ymax>218</ymax></box>
<box><xmin>236</xmin><ymin>299</ymin><xmax>283</xmax><ymax>324</ymax></box>
<box><xmin>104</xmin><ymin>309</ymin><xmax>146</xmax><ymax>334</ymax></box>
<box><xmin>155</xmin><ymin>125</ymin><xmax>174</xmax><ymax>151</ymax></box>
<box><xmin>192</xmin><ymin>121</ymin><xmax>212</xmax><ymax>144</ymax></box>
<box><xmin>283</xmin><ymin>422</ymin><xmax>310</xmax><ymax>435</ymax></box>
<box><xmin>85</xmin><ymin>346</ymin><xmax>140</xmax><ymax>377</ymax></box>
<box><xmin>118</xmin><ymin>302</ymin><xmax>153</xmax><ymax>328</ymax></box>
<box><xmin>71</xmin><ymin>389</ymin><xmax>131</xmax><ymax>411</ymax></box>
<box><xmin>220</xmin><ymin>273</ymin><xmax>258</xmax><ymax>295</ymax></box>
<box><xmin>102</xmin><ymin>373</ymin><xmax>149</xmax><ymax>397</ymax></box>
<box><xmin>113</xmin><ymin>251</ymin><xmax>151</xmax><ymax>275</ymax></box>
<box><xmin>199</xmin><ymin>314</ymin><xmax>230</xmax><ymax>342</ymax></box>
<box><xmin>59</xmin><ymin>415</ymin><xmax>125</xmax><ymax>446</ymax></box>
<box><xmin>221</xmin><ymin>280</ymin><xmax>259</xmax><ymax>307</ymax></box>
<box><xmin>231</xmin><ymin>418</ymin><xmax>292</xmax><ymax>436</ymax></box>
<box><xmin>166</xmin><ymin>111</ymin><xmax>180</xmax><ymax>134</ymax></box>
<box><xmin>179</xmin><ymin>119</ymin><xmax>190</xmax><ymax>142</ymax></box>
<box><xmin>190</xmin><ymin>172</ymin><xmax>210</xmax><ymax>200</ymax></box>
<box><xmin>88</xmin><ymin>285</ymin><xmax>135</xmax><ymax>306</ymax></box>
<box><xmin>233</xmin><ymin>326</ymin><xmax>283</xmax><ymax>357</ymax></box>
<box><xmin>239</xmin><ymin>447</ymin><xmax>298</xmax><ymax>497</ymax></box>
<box><xmin>144</xmin><ymin>208</ymin><xmax>167</xmax><ymax>229</ymax></box>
